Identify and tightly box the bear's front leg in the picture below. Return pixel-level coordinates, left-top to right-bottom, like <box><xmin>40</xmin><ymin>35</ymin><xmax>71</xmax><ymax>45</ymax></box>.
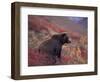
<box><xmin>55</xmin><ymin>48</ymin><xmax>62</xmax><ymax>64</ymax></box>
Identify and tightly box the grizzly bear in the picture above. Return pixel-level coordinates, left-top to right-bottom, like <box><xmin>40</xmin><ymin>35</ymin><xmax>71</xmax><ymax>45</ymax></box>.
<box><xmin>38</xmin><ymin>33</ymin><xmax>71</xmax><ymax>64</ymax></box>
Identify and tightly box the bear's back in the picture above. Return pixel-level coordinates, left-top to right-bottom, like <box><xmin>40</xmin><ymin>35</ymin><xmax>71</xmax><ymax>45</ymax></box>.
<box><xmin>39</xmin><ymin>38</ymin><xmax>59</xmax><ymax>55</ymax></box>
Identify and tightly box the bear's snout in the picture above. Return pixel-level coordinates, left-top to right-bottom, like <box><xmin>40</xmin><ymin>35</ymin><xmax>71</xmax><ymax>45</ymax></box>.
<box><xmin>67</xmin><ymin>38</ymin><xmax>71</xmax><ymax>43</ymax></box>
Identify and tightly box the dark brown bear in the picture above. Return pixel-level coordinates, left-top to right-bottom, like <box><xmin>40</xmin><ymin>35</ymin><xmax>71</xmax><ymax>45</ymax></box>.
<box><xmin>38</xmin><ymin>33</ymin><xmax>71</xmax><ymax>64</ymax></box>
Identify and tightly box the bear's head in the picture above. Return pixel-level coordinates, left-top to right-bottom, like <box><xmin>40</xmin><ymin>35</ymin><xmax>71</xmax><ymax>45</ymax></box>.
<box><xmin>52</xmin><ymin>33</ymin><xmax>71</xmax><ymax>44</ymax></box>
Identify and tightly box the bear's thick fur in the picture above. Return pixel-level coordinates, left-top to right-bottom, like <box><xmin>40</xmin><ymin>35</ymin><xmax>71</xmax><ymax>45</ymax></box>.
<box><xmin>38</xmin><ymin>33</ymin><xmax>71</xmax><ymax>64</ymax></box>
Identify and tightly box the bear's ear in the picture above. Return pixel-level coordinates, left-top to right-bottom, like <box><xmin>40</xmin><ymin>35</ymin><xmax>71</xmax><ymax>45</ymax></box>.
<box><xmin>61</xmin><ymin>33</ymin><xmax>66</xmax><ymax>37</ymax></box>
